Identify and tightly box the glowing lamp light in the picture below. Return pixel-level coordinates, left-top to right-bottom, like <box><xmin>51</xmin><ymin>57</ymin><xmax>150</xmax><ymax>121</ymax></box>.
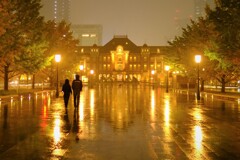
<box><xmin>55</xmin><ymin>54</ymin><xmax>61</xmax><ymax>62</ymax></box>
<box><xmin>195</xmin><ymin>55</ymin><xmax>201</xmax><ymax>63</ymax></box>
<box><xmin>165</xmin><ymin>65</ymin><xmax>170</xmax><ymax>71</ymax></box>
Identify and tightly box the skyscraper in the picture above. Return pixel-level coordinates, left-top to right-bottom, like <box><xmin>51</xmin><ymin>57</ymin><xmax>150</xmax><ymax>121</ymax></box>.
<box><xmin>194</xmin><ymin>0</ymin><xmax>215</xmax><ymax>19</ymax></box>
<box><xmin>71</xmin><ymin>25</ymin><xmax>103</xmax><ymax>46</ymax></box>
<box><xmin>40</xmin><ymin>0</ymin><xmax>70</xmax><ymax>22</ymax></box>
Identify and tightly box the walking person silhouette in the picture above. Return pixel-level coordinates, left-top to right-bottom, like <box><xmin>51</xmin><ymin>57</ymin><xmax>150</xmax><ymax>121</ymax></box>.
<box><xmin>62</xmin><ymin>79</ymin><xmax>72</xmax><ymax>108</ymax></box>
<box><xmin>72</xmin><ymin>74</ymin><xmax>83</xmax><ymax>108</ymax></box>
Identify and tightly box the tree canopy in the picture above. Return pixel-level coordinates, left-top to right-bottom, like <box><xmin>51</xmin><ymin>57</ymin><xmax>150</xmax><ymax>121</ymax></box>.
<box><xmin>168</xmin><ymin>0</ymin><xmax>240</xmax><ymax>92</ymax></box>
<box><xmin>0</xmin><ymin>0</ymin><xmax>80</xmax><ymax>90</ymax></box>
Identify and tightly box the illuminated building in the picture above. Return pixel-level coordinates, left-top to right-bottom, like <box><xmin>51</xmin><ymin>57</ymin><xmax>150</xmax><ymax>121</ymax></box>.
<box><xmin>77</xmin><ymin>35</ymin><xmax>169</xmax><ymax>84</ymax></box>
<box><xmin>40</xmin><ymin>0</ymin><xmax>70</xmax><ymax>22</ymax></box>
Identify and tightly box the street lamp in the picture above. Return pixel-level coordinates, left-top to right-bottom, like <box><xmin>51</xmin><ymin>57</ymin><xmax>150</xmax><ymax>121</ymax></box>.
<box><xmin>195</xmin><ymin>55</ymin><xmax>201</xmax><ymax>100</ymax></box>
<box><xmin>55</xmin><ymin>54</ymin><xmax>61</xmax><ymax>98</ymax></box>
<box><xmin>165</xmin><ymin>65</ymin><xmax>170</xmax><ymax>93</ymax></box>
<box><xmin>151</xmin><ymin>70</ymin><xmax>155</xmax><ymax>85</ymax></box>
<box><xmin>79</xmin><ymin>65</ymin><xmax>84</xmax><ymax>80</ymax></box>
<box><xmin>90</xmin><ymin>69</ymin><xmax>94</xmax><ymax>75</ymax></box>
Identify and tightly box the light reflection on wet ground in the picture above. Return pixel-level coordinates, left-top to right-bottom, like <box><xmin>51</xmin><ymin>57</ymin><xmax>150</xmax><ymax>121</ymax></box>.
<box><xmin>0</xmin><ymin>84</ymin><xmax>239</xmax><ymax>159</ymax></box>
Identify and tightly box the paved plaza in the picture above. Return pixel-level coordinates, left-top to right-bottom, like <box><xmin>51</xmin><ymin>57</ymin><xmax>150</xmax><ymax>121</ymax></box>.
<box><xmin>0</xmin><ymin>84</ymin><xmax>240</xmax><ymax>160</ymax></box>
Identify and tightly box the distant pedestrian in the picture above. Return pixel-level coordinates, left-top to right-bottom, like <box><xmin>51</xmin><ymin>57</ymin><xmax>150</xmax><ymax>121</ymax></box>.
<box><xmin>72</xmin><ymin>74</ymin><xmax>83</xmax><ymax>108</ymax></box>
<box><xmin>62</xmin><ymin>79</ymin><xmax>72</xmax><ymax>108</ymax></box>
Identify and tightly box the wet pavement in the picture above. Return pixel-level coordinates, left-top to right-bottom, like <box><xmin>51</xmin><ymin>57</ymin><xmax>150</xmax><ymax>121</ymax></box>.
<box><xmin>0</xmin><ymin>84</ymin><xmax>240</xmax><ymax>160</ymax></box>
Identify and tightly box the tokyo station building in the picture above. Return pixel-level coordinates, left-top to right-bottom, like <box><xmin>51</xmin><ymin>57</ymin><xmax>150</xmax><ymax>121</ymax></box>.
<box><xmin>78</xmin><ymin>35</ymin><xmax>169</xmax><ymax>85</ymax></box>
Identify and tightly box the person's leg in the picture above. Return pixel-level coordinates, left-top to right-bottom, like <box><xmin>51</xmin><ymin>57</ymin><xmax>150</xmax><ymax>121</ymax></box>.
<box><xmin>76</xmin><ymin>93</ymin><xmax>80</xmax><ymax>108</ymax></box>
<box><xmin>73</xmin><ymin>93</ymin><xmax>77</xmax><ymax>107</ymax></box>
<box><xmin>65</xmin><ymin>94</ymin><xmax>70</xmax><ymax>108</ymax></box>
<box><xmin>64</xmin><ymin>97</ymin><xmax>68</xmax><ymax>107</ymax></box>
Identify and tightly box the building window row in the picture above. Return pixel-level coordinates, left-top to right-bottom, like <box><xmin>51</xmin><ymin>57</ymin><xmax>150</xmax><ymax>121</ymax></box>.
<box><xmin>103</xmin><ymin>64</ymin><xmax>111</xmax><ymax>70</ymax></box>
<box><xmin>91</xmin><ymin>49</ymin><xmax>98</xmax><ymax>52</ymax></box>
<box><xmin>103</xmin><ymin>56</ymin><xmax>111</xmax><ymax>62</ymax></box>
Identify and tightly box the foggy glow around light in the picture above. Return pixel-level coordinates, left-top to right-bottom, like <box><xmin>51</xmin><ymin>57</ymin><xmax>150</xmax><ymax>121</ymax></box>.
<box><xmin>90</xmin><ymin>70</ymin><xmax>94</xmax><ymax>75</ymax></box>
<box><xmin>55</xmin><ymin>54</ymin><xmax>61</xmax><ymax>62</ymax></box>
<box><xmin>79</xmin><ymin>65</ymin><xmax>84</xmax><ymax>71</ymax></box>
<box><xmin>165</xmin><ymin>65</ymin><xmax>170</xmax><ymax>71</ymax></box>
<box><xmin>151</xmin><ymin>70</ymin><xmax>155</xmax><ymax>75</ymax></box>
<box><xmin>53</xmin><ymin>116</ymin><xmax>61</xmax><ymax>144</ymax></box>
<box><xmin>195</xmin><ymin>55</ymin><xmax>201</xmax><ymax>63</ymax></box>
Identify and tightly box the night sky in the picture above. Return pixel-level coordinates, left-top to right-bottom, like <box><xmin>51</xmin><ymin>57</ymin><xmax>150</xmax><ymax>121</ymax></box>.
<box><xmin>70</xmin><ymin>0</ymin><xmax>195</xmax><ymax>45</ymax></box>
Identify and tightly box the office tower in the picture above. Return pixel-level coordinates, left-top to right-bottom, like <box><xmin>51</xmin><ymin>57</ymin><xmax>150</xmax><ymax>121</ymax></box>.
<box><xmin>195</xmin><ymin>0</ymin><xmax>215</xmax><ymax>18</ymax></box>
<box><xmin>71</xmin><ymin>25</ymin><xmax>103</xmax><ymax>46</ymax></box>
<box><xmin>40</xmin><ymin>0</ymin><xmax>70</xmax><ymax>22</ymax></box>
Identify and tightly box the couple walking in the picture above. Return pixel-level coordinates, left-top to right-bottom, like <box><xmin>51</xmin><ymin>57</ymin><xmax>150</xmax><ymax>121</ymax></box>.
<box><xmin>62</xmin><ymin>74</ymin><xmax>83</xmax><ymax>108</ymax></box>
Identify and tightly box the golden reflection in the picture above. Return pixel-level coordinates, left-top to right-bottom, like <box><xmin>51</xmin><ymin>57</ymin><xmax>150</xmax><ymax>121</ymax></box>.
<box><xmin>10</xmin><ymin>97</ymin><xmax>13</xmax><ymax>106</ymax></box>
<box><xmin>193</xmin><ymin>109</ymin><xmax>203</xmax><ymax>152</ymax></box>
<box><xmin>238</xmin><ymin>99</ymin><xmax>240</xmax><ymax>106</ymax></box>
<box><xmin>53</xmin><ymin>116</ymin><xmax>61</xmax><ymax>144</ymax></box>
<box><xmin>20</xmin><ymin>96</ymin><xmax>23</xmax><ymax>107</ymax></box>
<box><xmin>164</xmin><ymin>98</ymin><xmax>170</xmax><ymax>126</ymax></box>
<box><xmin>79</xmin><ymin>99</ymin><xmax>84</xmax><ymax>121</ymax></box>
<box><xmin>194</xmin><ymin>125</ymin><xmax>203</xmax><ymax>150</ymax></box>
<box><xmin>164</xmin><ymin>96</ymin><xmax>171</xmax><ymax>141</ymax></box>
<box><xmin>194</xmin><ymin>111</ymin><xmax>202</xmax><ymax>121</ymax></box>
<box><xmin>150</xmin><ymin>90</ymin><xmax>155</xmax><ymax>121</ymax></box>
<box><xmin>90</xmin><ymin>90</ymin><xmax>95</xmax><ymax>116</ymax></box>
<box><xmin>43</xmin><ymin>104</ymin><xmax>47</xmax><ymax>118</ymax></box>
<box><xmin>47</xmin><ymin>95</ymin><xmax>51</xmax><ymax>106</ymax></box>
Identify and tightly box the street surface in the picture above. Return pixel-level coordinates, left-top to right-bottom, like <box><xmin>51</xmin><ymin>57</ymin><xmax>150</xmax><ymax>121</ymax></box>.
<box><xmin>0</xmin><ymin>84</ymin><xmax>240</xmax><ymax>160</ymax></box>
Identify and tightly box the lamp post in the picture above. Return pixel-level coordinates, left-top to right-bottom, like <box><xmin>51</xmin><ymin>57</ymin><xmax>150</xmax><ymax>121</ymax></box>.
<box><xmin>195</xmin><ymin>55</ymin><xmax>201</xmax><ymax>100</ymax></box>
<box><xmin>165</xmin><ymin>65</ymin><xmax>170</xmax><ymax>93</ymax></box>
<box><xmin>79</xmin><ymin>65</ymin><xmax>84</xmax><ymax>80</ymax></box>
<box><xmin>55</xmin><ymin>54</ymin><xmax>61</xmax><ymax>98</ymax></box>
<box><xmin>151</xmin><ymin>70</ymin><xmax>155</xmax><ymax>85</ymax></box>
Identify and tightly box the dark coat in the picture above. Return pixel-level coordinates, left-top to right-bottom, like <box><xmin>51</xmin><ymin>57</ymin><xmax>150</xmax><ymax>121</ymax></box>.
<box><xmin>72</xmin><ymin>79</ymin><xmax>83</xmax><ymax>94</ymax></box>
<box><xmin>62</xmin><ymin>83</ymin><xmax>72</xmax><ymax>97</ymax></box>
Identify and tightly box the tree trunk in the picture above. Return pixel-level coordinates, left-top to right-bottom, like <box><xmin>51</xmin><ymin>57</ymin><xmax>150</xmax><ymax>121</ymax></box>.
<box><xmin>32</xmin><ymin>74</ymin><xmax>35</xmax><ymax>89</ymax></box>
<box><xmin>221</xmin><ymin>75</ymin><xmax>226</xmax><ymax>93</ymax></box>
<box><xmin>4</xmin><ymin>65</ymin><xmax>9</xmax><ymax>91</ymax></box>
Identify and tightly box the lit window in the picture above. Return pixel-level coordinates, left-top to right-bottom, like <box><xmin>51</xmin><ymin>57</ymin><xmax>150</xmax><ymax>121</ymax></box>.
<box><xmin>144</xmin><ymin>64</ymin><xmax>147</xmax><ymax>70</ymax></box>
<box><xmin>90</xmin><ymin>34</ymin><xmax>96</xmax><ymax>37</ymax></box>
<box><xmin>82</xmin><ymin>34</ymin><xmax>89</xmax><ymax>37</ymax></box>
